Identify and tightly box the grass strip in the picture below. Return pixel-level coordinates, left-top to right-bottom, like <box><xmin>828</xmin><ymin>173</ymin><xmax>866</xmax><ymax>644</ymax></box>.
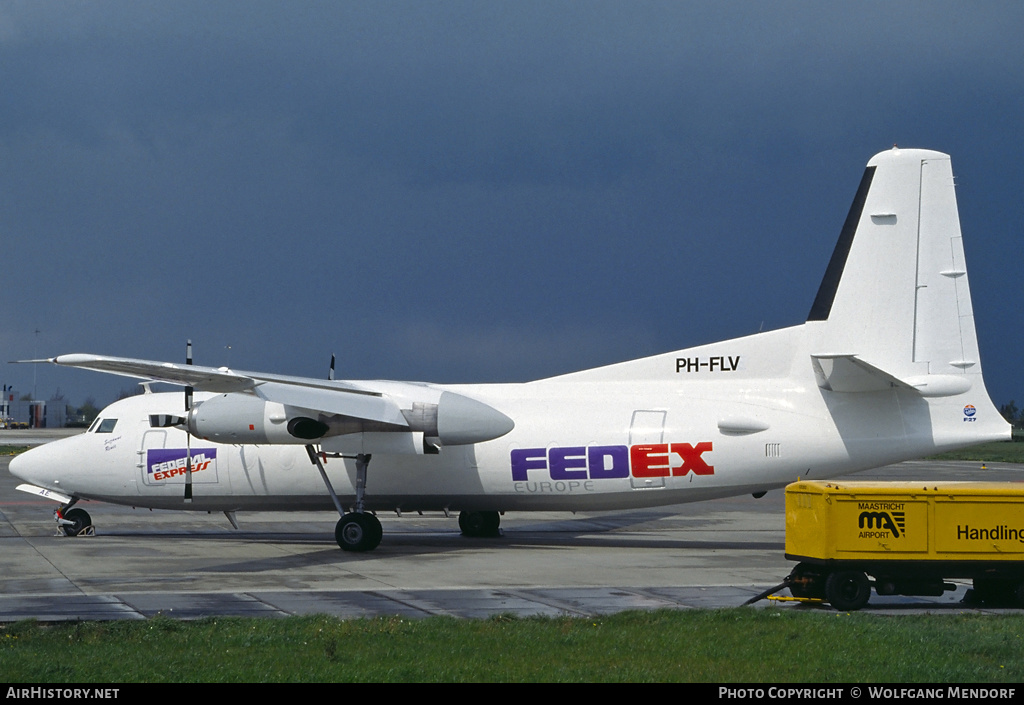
<box><xmin>926</xmin><ymin>437</ymin><xmax>1024</xmax><ymax>464</ymax></box>
<box><xmin>2</xmin><ymin>609</ymin><xmax>1023</xmax><ymax>682</ymax></box>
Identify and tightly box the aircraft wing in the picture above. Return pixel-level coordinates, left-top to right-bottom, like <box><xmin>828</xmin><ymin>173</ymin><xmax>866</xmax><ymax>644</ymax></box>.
<box><xmin>22</xmin><ymin>353</ymin><xmax>514</xmax><ymax>447</ymax></box>
<box><xmin>40</xmin><ymin>353</ymin><xmax>376</xmax><ymax>395</ymax></box>
<box><xmin>34</xmin><ymin>353</ymin><xmax>254</xmax><ymax>392</ymax></box>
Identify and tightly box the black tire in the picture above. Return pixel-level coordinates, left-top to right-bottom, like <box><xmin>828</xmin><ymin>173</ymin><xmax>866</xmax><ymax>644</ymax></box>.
<box><xmin>62</xmin><ymin>508</ymin><xmax>92</xmax><ymax>537</ymax></box>
<box><xmin>825</xmin><ymin>570</ymin><xmax>871</xmax><ymax>611</ymax></box>
<box><xmin>335</xmin><ymin>513</ymin><xmax>382</xmax><ymax>552</ymax></box>
<box><xmin>788</xmin><ymin>563</ymin><xmax>825</xmax><ymax>599</ymax></box>
<box><xmin>458</xmin><ymin>510</ymin><xmax>501</xmax><ymax>537</ymax></box>
<box><xmin>973</xmin><ymin>578</ymin><xmax>1016</xmax><ymax>606</ymax></box>
<box><xmin>365</xmin><ymin>513</ymin><xmax>383</xmax><ymax>547</ymax></box>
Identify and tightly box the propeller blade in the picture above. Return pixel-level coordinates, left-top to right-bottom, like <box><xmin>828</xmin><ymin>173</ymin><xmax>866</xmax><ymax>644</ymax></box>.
<box><xmin>149</xmin><ymin>414</ymin><xmax>186</xmax><ymax>428</ymax></box>
<box><xmin>185</xmin><ymin>339</ymin><xmax>194</xmax><ymax>411</ymax></box>
<box><xmin>184</xmin><ymin>339</ymin><xmax>194</xmax><ymax>503</ymax></box>
<box><xmin>184</xmin><ymin>441</ymin><xmax>193</xmax><ymax>501</ymax></box>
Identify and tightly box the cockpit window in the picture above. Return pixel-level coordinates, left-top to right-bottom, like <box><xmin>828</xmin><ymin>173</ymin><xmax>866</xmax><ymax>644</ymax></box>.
<box><xmin>96</xmin><ymin>419</ymin><xmax>118</xmax><ymax>433</ymax></box>
<box><xmin>87</xmin><ymin>417</ymin><xmax>101</xmax><ymax>433</ymax></box>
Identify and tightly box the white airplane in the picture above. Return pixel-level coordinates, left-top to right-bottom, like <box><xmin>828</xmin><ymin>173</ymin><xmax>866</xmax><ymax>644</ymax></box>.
<box><xmin>10</xmin><ymin>147</ymin><xmax>1010</xmax><ymax>552</ymax></box>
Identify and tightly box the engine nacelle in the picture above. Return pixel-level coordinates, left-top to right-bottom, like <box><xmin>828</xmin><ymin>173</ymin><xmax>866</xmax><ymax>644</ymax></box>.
<box><xmin>185</xmin><ymin>390</ymin><xmax>514</xmax><ymax>449</ymax></box>
<box><xmin>187</xmin><ymin>394</ymin><xmax>322</xmax><ymax>444</ymax></box>
<box><xmin>432</xmin><ymin>391</ymin><xmax>515</xmax><ymax>446</ymax></box>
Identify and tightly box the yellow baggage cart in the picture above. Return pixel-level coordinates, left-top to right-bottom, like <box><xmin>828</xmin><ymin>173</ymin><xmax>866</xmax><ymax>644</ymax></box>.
<box><xmin>784</xmin><ymin>481</ymin><xmax>1024</xmax><ymax>610</ymax></box>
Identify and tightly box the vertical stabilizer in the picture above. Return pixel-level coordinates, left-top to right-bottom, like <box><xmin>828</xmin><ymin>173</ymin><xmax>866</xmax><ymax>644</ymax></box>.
<box><xmin>805</xmin><ymin>147</ymin><xmax>1008</xmax><ymax>450</ymax></box>
<box><xmin>807</xmin><ymin>148</ymin><xmax>981</xmax><ymax>385</ymax></box>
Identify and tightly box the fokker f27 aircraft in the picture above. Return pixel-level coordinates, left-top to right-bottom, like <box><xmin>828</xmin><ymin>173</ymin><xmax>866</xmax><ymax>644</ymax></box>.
<box><xmin>10</xmin><ymin>148</ymin><xmax>1010</xmax><ymax>551</ymax></box>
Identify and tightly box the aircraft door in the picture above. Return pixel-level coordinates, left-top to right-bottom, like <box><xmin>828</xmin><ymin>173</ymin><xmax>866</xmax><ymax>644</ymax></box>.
<box><xmin>138</xmin><ymin>430</ymin><xmax>166</xmax><ymax>491</ymax></box>
<box><xmin>629</xmin><ymin>410</ymin><xmax>667</xmax><ymax>490</ymax></box>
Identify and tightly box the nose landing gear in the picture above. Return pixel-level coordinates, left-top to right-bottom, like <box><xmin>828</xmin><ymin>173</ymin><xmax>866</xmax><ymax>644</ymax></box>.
<box><xmin>56</xmin><ymin>505</ymin><xmax>94</xmax><ymax>537</ymax></box>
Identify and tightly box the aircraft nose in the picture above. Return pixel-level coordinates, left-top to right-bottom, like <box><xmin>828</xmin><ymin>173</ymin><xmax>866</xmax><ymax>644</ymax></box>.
<box><xmin>8</xmin><ymin>446</ymin><xmax>49</xmax><ymax>487</ymax></box>
<box><xmin>9</xmin><ymin>448</ymin><xmax>32</xmax><ymax>482</ymax></box>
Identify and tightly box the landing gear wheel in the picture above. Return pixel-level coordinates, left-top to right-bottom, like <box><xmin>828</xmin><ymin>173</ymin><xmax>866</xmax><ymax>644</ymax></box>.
<box><xmin>458</xmin><ymin>510</ymin><xmax>501</xmax><ymax>537</ymax></box>
<box><xmin>61</xmin><ymin>508</ymin><xmax>92</xmax><ymax>537</ymax></box>
<box><xmin>335</xmin><ymin>513</ymin><xmax>383</xmax><ymax>552</ymax></box>
<box><xmin>825</xmin><ymin>570</ymin><xmax>871</xmax><ymax>611</ymax></box>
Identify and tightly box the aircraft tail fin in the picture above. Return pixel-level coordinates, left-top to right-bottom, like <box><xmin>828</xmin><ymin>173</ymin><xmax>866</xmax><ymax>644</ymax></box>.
<box><xmin>806</xmin><ymin>148</ymin><xmax>986</xmax><ymax>396</ymax></box>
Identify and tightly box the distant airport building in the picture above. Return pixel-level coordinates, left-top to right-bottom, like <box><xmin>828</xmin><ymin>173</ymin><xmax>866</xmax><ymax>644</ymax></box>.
<box><xmin>1</xmin><ymin>385</ymin><xmax>66</xmax><ymax>428</ymax></box>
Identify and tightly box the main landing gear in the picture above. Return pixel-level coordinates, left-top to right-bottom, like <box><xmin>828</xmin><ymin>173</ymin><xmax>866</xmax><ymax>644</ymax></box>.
<box><xmin>458</xmin><ymin>510</ymin><xmax>501</xmax><ymax>537</ymax></box>
<box><xmin>307</xmin><ymin>446</ymin><xmax>382</xmax><ymax>552</ymax></box>
<box><xmin>306</xmin><ymin>447</ymin><xmax>503</xmax><ymax>551</ymax></box>
<box><xmin>335</xmin><ymin>511</ymin><xmax>383</xmax><ymax>552</ymax></box>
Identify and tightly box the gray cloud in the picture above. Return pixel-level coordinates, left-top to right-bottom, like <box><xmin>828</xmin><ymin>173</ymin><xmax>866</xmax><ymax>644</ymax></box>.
<box><xmin>2</xmin><ymin>1</ymin><xmax>1021</xmax><ymax>407</ymax></box>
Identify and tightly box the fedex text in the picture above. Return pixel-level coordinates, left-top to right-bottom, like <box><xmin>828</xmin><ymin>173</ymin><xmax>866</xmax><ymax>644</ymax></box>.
<box><xmin>511</xmin><ymin>442</ymin><xmax>713</xmax><ymax>482</ymax></box>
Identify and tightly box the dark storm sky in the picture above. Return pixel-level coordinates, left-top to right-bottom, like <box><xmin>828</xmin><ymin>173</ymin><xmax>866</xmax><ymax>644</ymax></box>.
<box><xmin>2</xmin><ymin>1</ymin><xmax>1021</xmax><ymax>408</ymax></box>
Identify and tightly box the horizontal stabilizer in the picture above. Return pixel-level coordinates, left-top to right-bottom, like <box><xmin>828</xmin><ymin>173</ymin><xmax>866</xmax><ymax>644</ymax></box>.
<box><xmin>811</xmin><ymin>355</ymin><xmax>909</xmax><ymax>393</ymax></box>
<box><xmin>811</xmin><ymin>354</ymin><xmax>973</xmax><ymax>397</ymax></box>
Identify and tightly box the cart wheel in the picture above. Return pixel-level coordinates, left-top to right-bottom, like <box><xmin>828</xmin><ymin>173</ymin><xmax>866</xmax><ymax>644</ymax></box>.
<box><xmin>973</xmin><ymin>578</ymin><xmax>1016</xmax><ymax>606</ymax></box>
<box><xmin>788</xmin><ymin>563</ymin><xmax>825</xmax><ymax>599</ymax></box>
<box><xmin>825</xmin><ymin>570</ymin><xmax>871</xmax><ymax>611</ymax></box>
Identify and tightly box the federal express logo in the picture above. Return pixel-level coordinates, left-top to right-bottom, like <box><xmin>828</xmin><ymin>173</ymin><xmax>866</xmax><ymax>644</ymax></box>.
<box><xmin>147</xmin><ymin>448</ymin><xmax>217</xmax><ymax>482</ymax></box>
<box><xmin>857</xmin><ymin>502</ymin><xmax>906</xmax><ymax>539</ymax></box>
<box><xmin>511</xmin><ymin>442</ymin><xmax>713</xmax><ymax>482</ymax></box>
<box><xmin>963</xmin><ymin>404</ymin><xmax>977</xmax><ymax>422</ymax></box>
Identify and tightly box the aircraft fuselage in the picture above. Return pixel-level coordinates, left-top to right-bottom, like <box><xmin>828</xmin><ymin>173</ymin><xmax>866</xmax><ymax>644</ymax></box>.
<box><xmin>12</xmin><ymin>324</ymin><xmax>1003</xmax><ymax>517</ymax></box>
<box><xmin>8</xmin><ymin>148</ymin><xmax>1011</xmax><ymax>551</ymax></box>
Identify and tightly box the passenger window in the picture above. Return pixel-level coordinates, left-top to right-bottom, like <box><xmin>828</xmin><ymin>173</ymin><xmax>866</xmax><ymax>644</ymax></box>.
<box><xmin>96</xmin><ymin>419</ymin><xmax>118</xmax><ymax>433</ymax></box>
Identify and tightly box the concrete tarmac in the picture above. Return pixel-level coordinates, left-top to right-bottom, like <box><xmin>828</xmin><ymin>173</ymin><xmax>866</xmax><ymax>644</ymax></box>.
<box><xmin>2</xmin><ymin>433</ymin><xmax>1022</xmax><ymax>621</ymax></box>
